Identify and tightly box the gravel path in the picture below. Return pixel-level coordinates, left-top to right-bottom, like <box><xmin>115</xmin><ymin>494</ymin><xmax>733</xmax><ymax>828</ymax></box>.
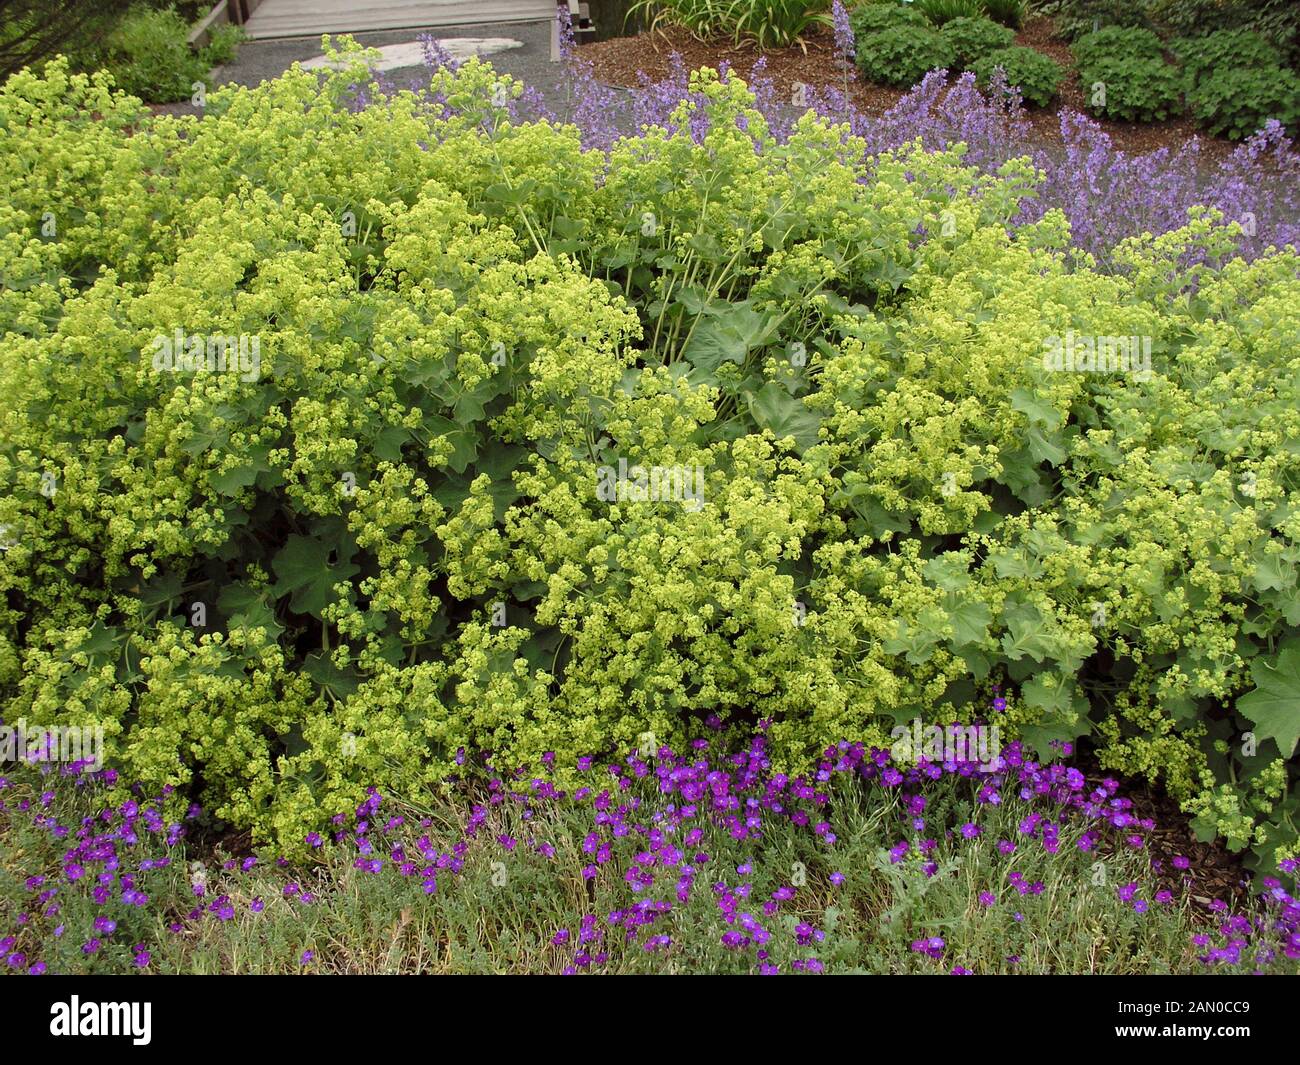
<box><xmin>152</xmin><ymin>19</ymin><xmax>573</xmax><ymax>118</ymax></box>
<box><xmin>226</xmin><ymin>19</ymin><xmax>564</xmax><ymax>93</ymax></box>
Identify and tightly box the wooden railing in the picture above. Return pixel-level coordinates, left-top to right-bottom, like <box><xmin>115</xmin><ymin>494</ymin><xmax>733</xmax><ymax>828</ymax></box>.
<box><xmin>191</xmin><ymin>0</ymin><xmax>593</xmax><ymax>51</ymax></box>
<box><xmin>189</xmin><ymin>0</ymin><xmax>267</xmax><ymax>48</ymax></box>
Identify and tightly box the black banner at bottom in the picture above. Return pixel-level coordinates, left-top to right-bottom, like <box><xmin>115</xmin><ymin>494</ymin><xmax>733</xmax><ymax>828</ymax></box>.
<box><xmin>0</xmin><ymin>974</ymin><xmax>1288</xmax><ymax>1050</ymax></box>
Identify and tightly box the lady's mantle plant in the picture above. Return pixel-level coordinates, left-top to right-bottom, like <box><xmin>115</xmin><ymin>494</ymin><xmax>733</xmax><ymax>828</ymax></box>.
<box><xmin>0</xmin><ymin>47</ymin><xmax>1298</xmax><ymax>870</ymax></box>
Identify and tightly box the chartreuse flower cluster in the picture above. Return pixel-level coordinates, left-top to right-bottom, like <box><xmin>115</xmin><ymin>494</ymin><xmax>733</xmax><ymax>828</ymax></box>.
<box><xmin>0</xmin><ymin>43</ymin><xmax>1298</xmax><ymax>870</ymax></box>
<box><xmin>2</xmin><ymin>727</ymin><xmax>1295</xmax><ymax>975</ymax></box>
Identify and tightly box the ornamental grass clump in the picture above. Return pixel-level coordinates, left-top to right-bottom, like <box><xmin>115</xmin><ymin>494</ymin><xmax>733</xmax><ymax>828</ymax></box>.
<box><xmin>0</xmin><ymin>42</ymin><xmax>1298</xmax><ymax>875</ymax></box>
<box><xmin>627</xmin><ymin>0</ymin><xmax>830</xmax><ymax>49</ymax></box>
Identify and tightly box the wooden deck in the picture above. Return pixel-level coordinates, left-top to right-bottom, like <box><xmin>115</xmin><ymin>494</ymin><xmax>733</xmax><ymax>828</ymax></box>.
<box><xmin>243</xmin><ymin>0</ymin><xmax>556</xmax><ymax>40</ymax></box>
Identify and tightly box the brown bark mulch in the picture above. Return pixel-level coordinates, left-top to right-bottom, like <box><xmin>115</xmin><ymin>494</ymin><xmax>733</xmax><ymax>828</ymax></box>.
<box><xmin>581</xmin><ymin>16</ymin><xmax>1240</xmax><ymax>166</ymax></box>
<box><xmin>1075</xmin><ymin>751</ymin><xmax>1251</xmax><ymax>912</ymax></box>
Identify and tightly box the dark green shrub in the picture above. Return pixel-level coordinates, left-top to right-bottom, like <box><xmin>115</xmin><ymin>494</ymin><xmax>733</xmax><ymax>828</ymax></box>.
<box><xmin>98</xmin><ymin>5</ymin><xmax>206</xmax><ymax>101</ymax></box>
<box><xmin>1071</xmin><ymin>25</ymin><xmax>1164</xmax><ymax>68</ymax></box>
<box><xmin>855</xmin><ymin>24</ymin><xmax>957</xmax><ymax>86</ymax></box>
<box><xmin>203</xmin><ymin>22</ymin><xmax>245</xmax><ymax>67</ymax></box>
<box><xmin>1078</xmin><ymin>52</ymin><xmax>1183</xmax><ymax>121</ymax></box>
<box><xmin>1173</xmin><ymin>29</ymin><xmax>1282</xmax><ymax>89</ymax></box>
<box><xmin>1186</xmin><ymin>63</ymin><xmax>1300</xmax><ymax>138</ymax></box>
<box><xmin>1147</xmin><ymin>0</ymin><xmax>1300</xmax><ymax>71</ymax></box>
<box><xmin>941</xmin><ymin>15</ymin><xmax>1016</xmax><ymax>69</ymax></box>
<box><xmin>86</xmin><ymin>4</ymin><xmax>243</xmax><ymax>104</ymax></box>
<box><xmin>848</xmin><ymin>2</ymin><xmax>932</xmax><ymax>38</ymax></box>
<box><xmin>1030</xmin><ymin>0</ymin><xmax>1154</xmax><ymax>42</ymax></box>
<box><xmin>982</xmin><ymin>0</ymin><xmax>1026</xmax><ymax>28</ymax></box>
<box><xmin>973</xmin><ymin>44</ymin><xmax>1064</xmax><ymax>106</ymax></box>
<box><xmin>1042</xmin><ymin>0</ymin><xmax>1298</xmax><ymax>67</ymax></box>
<box><xmin>1074</xmin><ymin>27</ymin><xmax>1181</xmax><ymax>123</ymax></box>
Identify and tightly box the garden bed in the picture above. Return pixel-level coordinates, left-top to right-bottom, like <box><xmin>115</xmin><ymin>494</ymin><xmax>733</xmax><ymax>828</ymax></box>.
<box><xmin>582</xmin><ymin>16</ymin><xmax>1239</xmax><ymax>162</ymax></box>
<box><xmin>1</xmin><ymin>14</ymin><xmax>1298</xmax><ymax>978</ymax></box>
